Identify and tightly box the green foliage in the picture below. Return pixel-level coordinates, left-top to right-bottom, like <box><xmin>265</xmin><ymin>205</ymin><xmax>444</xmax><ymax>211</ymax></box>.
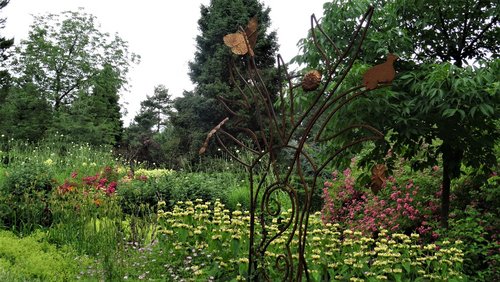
<box><xmin>390</xmin><ymin>60</ymin><xmax>499</xmax><ymax>172</ymax></box>
<box><xmin>293</xmin><ymin>0</ymin><xmax>499</xmax><ymax>228</ymax></box>
<box><xmin>118</xmin><ymin>175</ymin><xmax>171</xmax><ymax>213</ymax></box>
<box><xmin>167</xmin><ymin>172</ymin><xmax>232</xmax><ymax>207</ymax></box>
<box><xmin>0</xmin><ymin>140</ymin><xmax>494</xmax><ymax>280</ymax></box>
<box><xmin>0</xmin><ymin>137</ymin><xmax>116</xmax><ymax>183</ymax></box>
<box><xmin>119</xmin><ymin>170</ymin><xmax>246</xmax><ymax>212</ymax></box>
<box><xmin>170</xmin><ymin>0</ymin><xmax>279</xmax><ymax>163</ymax></box>
<box><xmin>170</xmin><ymin>91</ymin><xmax>223</xmax><ymax>160</ymax></box>
<box><xmin>49</xmin><ymin>64</ymin><xmax>124</xmax><ymax>145</ymax></box>
<box><xmin>0</xmin><ymin>0</ymin><xmax>14</xmax><ymax>90</ymax></box>
<box><xmin>225</xmin><ymin>184</ymin><xmax>251</xmax><ymax>211</ymax></box>
<box><xmin>0</xmin><ymin>84</ymin><xmax>53</xmax><ymax>141</ymax></box>
<box><xmin>122</xmin><ymin>84</ymin><xmax>173</xmax><ymax>166</ymax></box>
<box><xmin>5</xmin><ymin>9</ymin><xmax>137</xmax><ymax>145</ymax></box>
<box><xmin>0</xmin><ymin>230</ymin><xmax>90</xmax><ymax>281</ymax></box>
<box><xmin>12</xmin><ymin>9</ymin><xmax>139</xmax><ymax>109</ymax></box>
<box><xmin>444</xmin><ymin>207</ymin><xmax>499</xmax><ymax>281</ymax></box>
<box><xmin>157</xmin><ymin>200</ymin><xmax>466</xmax><ymax>281</ymax></box>
<box><xmin>447</xmin><ymin>172</ymin><xmax>500</xmax><ymax>281</ymax></box>
<box><xmin>0</xmin><ymin>162</ymin><xmax>55</xmax><ymax>232</ymax></box>
<box><xmin>0</xmin><ymin>138</ymin><xmax>117</xmax><ymax>234</ymax></box>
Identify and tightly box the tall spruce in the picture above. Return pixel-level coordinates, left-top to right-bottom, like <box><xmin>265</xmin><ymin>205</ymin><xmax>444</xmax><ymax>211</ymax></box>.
<box><xmin>49</xmin><ymin>64</ymin><xmax>124</xmax><ymax>145</ymax></box>
<box><xmin>170</xmin><ymin>0</ymin><xmax>279</xmax><ymax>161</ymax></box>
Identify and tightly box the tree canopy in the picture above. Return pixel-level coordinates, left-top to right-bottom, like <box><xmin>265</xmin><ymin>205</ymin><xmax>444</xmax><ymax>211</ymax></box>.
<box><xmin>294</xmin><ymin>0</ymin><xmax>499</xmax><ymax>228</ymax></box>
<box><xmin>11</xmin><ymin>8</ymin><xmax>139</xmax><ymax>109</ymax></box>
<box><xmin>0</xmin><ymin>0</ymin><xmax>13</xmax><ymax>88</ymax></box>
<box><xmin>1</xmin><ymin>9</ymin><xmax>139</xmax><ymax>145</ymax></box>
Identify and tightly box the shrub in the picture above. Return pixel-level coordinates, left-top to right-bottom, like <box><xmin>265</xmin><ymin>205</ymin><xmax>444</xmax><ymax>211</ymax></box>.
<box><xmin>118</xmin><ymin>172</ymin><xmax>171</xmax><ymax>213</ymax></box>
<box><xmin>443</xmin><ymin>207</ymin><xmax>499</xmax><ymax>281</ymax></box>
<box><xmin>444</xmin><ymin>172</ymin><xmax>500</xmax><ymax>281</ymax></box>
<box><xmin>166</xmin><ymin>172</ymin><xmax>231</xmax><ymax>206</ymax></box>
<box><xmin>0</xmin><ymin>162</ymin><xmax>55</xmax><ymax>233</ymax></box>
<box><xmin>119</xmin><ymin>171</ymin><xmax>246</xmax><ymax>212</ymax></box>
<box><xmin>321</xmin><ymin>167</ymin><xmax>441</xmax><ymax>238</ymax></box>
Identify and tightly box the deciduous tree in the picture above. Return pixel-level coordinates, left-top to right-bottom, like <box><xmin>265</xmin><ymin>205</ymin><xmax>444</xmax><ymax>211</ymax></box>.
<box><xmin>294</xmin><ymin>0</ymin><xmax>499</xmax><ymax>228</ymax></box>
<box><xmin>12</xmin><ymin>8</ymin><xmax>139</xmax><ymax>110</ymax></box>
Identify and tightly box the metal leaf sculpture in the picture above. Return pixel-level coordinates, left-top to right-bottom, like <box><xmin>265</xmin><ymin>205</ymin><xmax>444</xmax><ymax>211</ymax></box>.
<box><xmin>203</xmin><ymin>6</ymin><xmax>390</xmax><ymax>280</ymax></box>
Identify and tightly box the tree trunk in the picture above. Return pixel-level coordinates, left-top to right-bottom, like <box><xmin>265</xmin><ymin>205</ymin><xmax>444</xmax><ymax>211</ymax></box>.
<box><xmin>440</xmin><ymin>142</ymin><xmax>462</xmax><ymax>229</ymax></box>
<box><xmin>441</xmin><ymin>153</ymin><xmax>451</xmax><ymax>229</ymax></box>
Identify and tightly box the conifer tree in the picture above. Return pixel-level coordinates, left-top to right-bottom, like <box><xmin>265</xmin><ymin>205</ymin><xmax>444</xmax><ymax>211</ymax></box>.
<box><xmin>171</xmin><ymin>0</ymin><xmax>279</xmax><ymax>160</ymax></box>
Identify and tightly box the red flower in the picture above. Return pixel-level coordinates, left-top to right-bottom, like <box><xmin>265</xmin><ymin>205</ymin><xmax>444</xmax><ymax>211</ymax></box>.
<box><xmin>106</xmin><ymin>182</ymin><xmax>117</xmax><ymax>195</ymax></box>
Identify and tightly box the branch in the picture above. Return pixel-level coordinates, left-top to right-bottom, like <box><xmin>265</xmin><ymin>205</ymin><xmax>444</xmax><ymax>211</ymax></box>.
<box><xmin>462</xmin><ymin>15</ymin><xmax>499</xmax><ymax>57</ymax></box>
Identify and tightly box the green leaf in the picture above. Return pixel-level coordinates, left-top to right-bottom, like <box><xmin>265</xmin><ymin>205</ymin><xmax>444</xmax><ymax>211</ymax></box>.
<box><xmin>403</xmin><ymin>261</ymin><xmax>411</xmax><ymax>273</ymax></box>
<box><xmin>442</xmin><ymin>108</ymin><xmax>456</xmax><ymax>117</ymax></box>
<box><xmin>478</xmin><ymin>104</ymin><xmax>494</xmax><ymax>116</ymax></box>
<box><xmin>457</xmin><ymin>109</ymin><xmax>466</xmax><ymax>120</ymax></box>
<box><xmin>470</xmin><ymin>106</ymin><xmax>477</xmax><ymax>118</ymax></box>
<box><xmin>231</xmin><ymin>238</ymin><xmax>240</xmax><ymax>256</ymax></box>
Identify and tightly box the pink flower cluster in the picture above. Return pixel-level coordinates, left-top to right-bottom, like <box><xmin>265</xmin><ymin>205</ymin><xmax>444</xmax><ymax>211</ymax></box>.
<box><xmin>82</xmin><ymin>173</ymin><xmax>117</xmax><ymax>195</ymax></box>
<box><xmin>321</xmin><ymin>168</ymin><xmax>441</xmax><ymax>237</ymax></box>
<box><xmin>58</xmin><ymin>166</ymin><xmax>119</xmax><ymax>197</ymax></box>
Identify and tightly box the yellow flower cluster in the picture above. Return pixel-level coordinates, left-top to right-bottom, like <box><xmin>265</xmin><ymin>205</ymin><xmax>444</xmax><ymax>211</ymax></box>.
<box><xmin>135</xmin><ymin>168</ymin><xmax>175</xmax><ymax>178</ymax></box>
<box><xmin>156</xmin><ymin>200</ymin><xmax>465</xmax><ymax>281</ymax></box>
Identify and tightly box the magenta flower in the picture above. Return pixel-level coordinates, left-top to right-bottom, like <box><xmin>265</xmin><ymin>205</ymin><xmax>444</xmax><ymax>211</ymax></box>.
<box><xmin>106</xmin><ymin>182</ymin><xmax>117</xmax><ymax>195</ymax></box>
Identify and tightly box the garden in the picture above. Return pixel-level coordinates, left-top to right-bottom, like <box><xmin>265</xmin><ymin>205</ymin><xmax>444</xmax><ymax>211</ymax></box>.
<box><xmin>0</xmin><ymin>136</ymin><xmax>497</xmax><ymax>281</ymax></box>
<box><xmin>0</xmin><ymin>0</ymin><xmax>498</xmax><ymax>281</ymax></box>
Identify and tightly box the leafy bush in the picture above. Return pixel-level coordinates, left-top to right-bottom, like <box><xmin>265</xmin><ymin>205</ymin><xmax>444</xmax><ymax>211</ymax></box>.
<box><xmin>0</xmin><ymin>162</ymin><xmax>55</xmax><ymax>232</ymax></box>
<box><xmin>443</xmin><ymin>207</ymin><xmax>499</xmax><ymax>281</ymax></box>
<box><xmin>118</xmin><ymin>173</ymin><xmax>171</xmax><ymax>213</ymax></box>
<box><xmin>119</xmin><ymin>171</ymin><xmax>246</xmax><ymax>212</ymax></box>
<box><xmin>444</xmin><ymin>172</ymin><xmax>500</xmax><ymax>281</ymax></box>
<box><xmin>165</xmin><ymin>172</ymin><xmax>233</xmax><ymax>206</ymax></box>
<box><xmin>321</xmin><ymin>167</ymin><xmax>441</xmax><ymax>238</ymax></box>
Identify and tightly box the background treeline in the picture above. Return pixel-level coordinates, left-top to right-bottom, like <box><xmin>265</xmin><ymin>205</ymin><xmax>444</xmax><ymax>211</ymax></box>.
<box><xmin>0</xmin><ymin>0</ymin><xmax>279</xmax><ymax>171</ymax></box>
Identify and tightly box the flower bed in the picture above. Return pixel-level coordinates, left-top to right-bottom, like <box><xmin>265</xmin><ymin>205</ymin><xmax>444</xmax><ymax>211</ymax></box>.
<box><xmin>157</xmin><ymin>199</ymin><xmax>465</xmax><ymax>281</ymax></box>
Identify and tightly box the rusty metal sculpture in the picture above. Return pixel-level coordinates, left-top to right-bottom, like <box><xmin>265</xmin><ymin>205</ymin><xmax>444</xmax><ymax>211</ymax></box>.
<box><xmin>201</xmin><ymin>6</ymin><xmax>392</xmax><ymax>281</ymax></box>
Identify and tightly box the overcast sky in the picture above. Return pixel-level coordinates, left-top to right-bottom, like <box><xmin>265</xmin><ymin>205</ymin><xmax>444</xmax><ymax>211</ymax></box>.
<box><xmin>2</xmin><ymin>0</ymin><xmax>326</xmax><ymax>125</ymax></box>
